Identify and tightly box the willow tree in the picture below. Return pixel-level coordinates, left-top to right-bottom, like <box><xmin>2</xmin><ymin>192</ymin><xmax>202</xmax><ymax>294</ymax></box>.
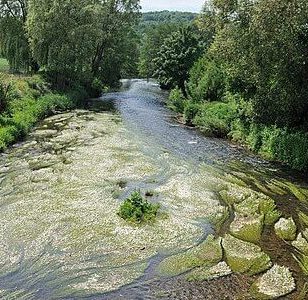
<box><xmin>26</xmin><ymin>0</ymin><xmax>140</xmax><ymax>89</ymax></box>
<box><xmin>0</xmin><ymin>0</ymin><xmax>35</xmax><ymax>72</ymax></box>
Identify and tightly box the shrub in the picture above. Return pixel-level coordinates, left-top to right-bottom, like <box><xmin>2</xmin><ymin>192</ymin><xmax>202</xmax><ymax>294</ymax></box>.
<box><xmin>231</xmin><ymin>120</ymin><xmax>308</xmax><ymax>171</ymax></box>
<box><xmin>0</xmin><ymin>74</ymin><xmax>12</xmax><ymax>112</ymax></box>
<box><xmin>118</xmin><ymin>191</ymin><xmax>160</xmax><ymax>224</ymax></box>
<box><xmin>272</xmin><ymin>130</ymin><xmax>308</xmax><ymax>171</ymax></box>
<box><xmin>0</xmin><ymin>126</ymin><xmax>18</xmax><ymax>151</ymax></box>
<box><xmin>184</xmin><ymin>102</ymin><xmax>201</xmax><ymax>125</ymax></box>
<box><xmin>193</xmin><ymin>101</ymin><xmax>237</xmax><ymax>137</ymax></box>
<box><xmin>230</xmin><ymin>119</ymin><xmax>249</xmax><ymax>144</ymax></box>
<box><xmin>245</xmin><ymin>124</ymin><xmax>263</xmax><ymax>152</ymax></box>
<box><xmin>167</xmin><ymin>87</ymin><xmax>187</xmax><ymax>113</ymax></box>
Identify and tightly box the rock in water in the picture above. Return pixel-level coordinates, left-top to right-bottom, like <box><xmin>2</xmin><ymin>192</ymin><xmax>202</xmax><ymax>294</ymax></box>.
<box><xmin>186</xmin><ymin>261</ymin><xmax>232</xmax><ymax>281</ymax></box>
<box><xmin>292</xmin><ymin>233</ymin><xmax>308</xmax><ymax>255</ymax></box>
<box><xmin>229</xmin><ymin>213</ymin><xmax>264</xmax><ymax>244</ymax></box>
<box><xmin>157</xmin><ymin>234</ymin><xmax>223</xmax><ymax>276</ymax></box>
<box><xmin>274</xmin><ymin>217</ymin><xmax>297</xmax><ymax>241</ymax></box>
<box><xmin>251</xmin><ymin>265</ymin><xmax>296</xmax><ymax>299</ymax></box>
<box><xmin>292</xmin><ymin>232</ymin><xmax>308</xmax><ymax>274</ymax></box>
<box><xmin>222</xmin><ymin>234</ymin><xmax>272</xmax><ymax>275</ymax></box>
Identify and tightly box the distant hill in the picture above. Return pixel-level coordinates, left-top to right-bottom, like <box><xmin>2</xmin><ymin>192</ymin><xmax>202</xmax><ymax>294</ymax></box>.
<box><xmin>138</xmin><ymin>11</ymin><xmax>198</xmax><ymax>33</ymax></box>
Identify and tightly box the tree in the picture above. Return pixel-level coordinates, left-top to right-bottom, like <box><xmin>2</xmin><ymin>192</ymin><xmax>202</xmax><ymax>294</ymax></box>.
<box><xmin>153</xmin><ymin>25</ymin><xmax>204</xmax><ymax>92</ymax></box>
<box><xmin>0</xmin><ymin>0</ymin><xmax>36</xmax><ymax>72</ymax></box>
<box><xmin>138</xmin><ymin>23</ymin><xmax>178</xmax><ymax>79</ymax></box>
<box><xmin>26</xmin><ymin>0</ymin><xmax>140</xmax><ymax>89</ymax></box>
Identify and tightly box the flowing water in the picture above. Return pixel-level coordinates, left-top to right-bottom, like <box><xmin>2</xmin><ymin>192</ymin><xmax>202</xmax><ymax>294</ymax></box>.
<box><xmin>0</xmin><ymin>79</ymin><xmax>307</xmax><ymax>299</ymax></box>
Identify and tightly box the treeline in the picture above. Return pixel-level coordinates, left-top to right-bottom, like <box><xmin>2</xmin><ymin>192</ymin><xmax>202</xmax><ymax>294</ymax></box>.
<box><xmin>0</xmin><ymin>0</ymin><xmax>140</xmax><ymax>92</ymax></box>
<box><xmin>138</xmin><ymin>11</ymin><xmax>197</xmax><ymax>33</ymax></box>
<box><xmin>147</xmin><ymin>0</ymin><xmax>308</xmax><ymax>171</ymax></box>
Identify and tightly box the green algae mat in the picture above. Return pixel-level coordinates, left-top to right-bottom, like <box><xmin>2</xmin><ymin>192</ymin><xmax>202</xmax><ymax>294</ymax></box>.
<box><xmin>0</xmin><ymin>109</ymin><xmax>307</xmax><ymax>299</ymax></box>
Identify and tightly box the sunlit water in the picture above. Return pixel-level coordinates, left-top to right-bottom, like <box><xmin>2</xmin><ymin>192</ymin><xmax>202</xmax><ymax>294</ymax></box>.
<box><xmin>0</xmin><ymin>80</ymin><xmax>307</xmax><ymax>299</ymax></box>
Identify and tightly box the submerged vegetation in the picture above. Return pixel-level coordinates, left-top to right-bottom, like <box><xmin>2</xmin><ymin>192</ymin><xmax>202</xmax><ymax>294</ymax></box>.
<box><xmin>1</xmin><ymin>1</ymin><xmax>308</xmax><ymax>298</ymax></box>
<box><xmin>118</xmin><ymin>191</ymin><xmax>160</xmax><ymax>224</ymax></box>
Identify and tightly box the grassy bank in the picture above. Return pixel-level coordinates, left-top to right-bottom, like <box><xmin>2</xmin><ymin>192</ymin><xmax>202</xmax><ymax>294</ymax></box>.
<box><xmin>0</xmin><ymin>72</ymin><xmax>87</xmax><ymax>151</ymax></box>
<box><xmin>168</xmin><ymin>88</ymin><xmax>308</xmax><ymax>172</ymax></box>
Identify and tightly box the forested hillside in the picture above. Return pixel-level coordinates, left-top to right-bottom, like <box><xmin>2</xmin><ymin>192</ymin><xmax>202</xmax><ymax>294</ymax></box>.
<box><xmin>138</xmin><ymin>11</ymin><xmax>197</xmax><ymax>33</ymax></box>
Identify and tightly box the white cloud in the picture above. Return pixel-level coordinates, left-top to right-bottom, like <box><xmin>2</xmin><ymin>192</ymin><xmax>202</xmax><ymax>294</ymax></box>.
<box><xmin>140</xmin><ymin>0</ymin><xmax>205</xmax><ymax>12</ymax></box>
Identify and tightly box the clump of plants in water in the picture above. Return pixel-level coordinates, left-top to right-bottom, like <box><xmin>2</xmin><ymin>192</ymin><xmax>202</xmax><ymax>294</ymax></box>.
<box><xmin>118</xmin><ymin>191</ymin><xmax>160</xmax><ymax>224</ymax></box>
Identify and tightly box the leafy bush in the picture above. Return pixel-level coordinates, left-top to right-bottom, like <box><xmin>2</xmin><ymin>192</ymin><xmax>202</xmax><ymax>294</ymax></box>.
<box><xmin>0</xmin><ymin>74</ymin><xmax>12</xmax><ymax>112</ymax></box>
<box><xmin>0</xmin><ymin>58</ymin><xmax>9</xmax><ymax>72</ymax></box>
<box><xmin>167</xmin><ymin>87</ymin><xmax>187</xmax><ymax>113</ymax></box>
<box><xmin>272</xmin><ymin>130</ymin><xmax>308</xmax><ymax>171</ymax></box>
<box><xmin>118</xmin><ymin>191</ymin><xmax>160</xmax><ymax>224</ymax></box>
<box><xmin>230</xmin><ymin>120</ymin><xmax>308</xmax><ymax>171</ymax></box>
<box><xmin>184</xmin><ymin>102</ymin><xmax>201</xmax><ymax>125</ymax></box>
<box><xmin>193</xmin><ymin>101</ymin><xmax>237</xmax><ymax>137</ymax></box>
<box><xmin>186</xmin><ymin>57</ymin><xmax>226</xmax><ymax>102</ymax></box>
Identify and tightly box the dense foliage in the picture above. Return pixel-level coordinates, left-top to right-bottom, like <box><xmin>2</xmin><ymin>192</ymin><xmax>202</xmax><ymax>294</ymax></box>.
<box><xmin>153</xmin><ymin>25</ymin><xmax>204</xmax><ymax>91</ymax></box>
<box><xmin>118</xmin><ymin>191</ymin><xmax>160</xmax><ymax>224</ymax></box>
<box><xmin>0</xmin><ymin>0</ymin><xmax>36</xmax><ymax>72</ymax></box>
<box><xmin>138</xmin><ymin>11</ymin><xmax>197</xmax><ymax>33</ymax></box>
<box><xmin>138</xmin><ymin>11</ymin><xmax>198</xmax><ymax>79</ymax></box>
<box><xmin>145</xmin><ymin>0</ymin><xmax>308</xmax><ymax>171</ymax></box>
<box><xmin>138</xmin><ymin>23</ymin><xmax>178</xmax><ymax>79</ymax></box>
<box><xmin>0</xmin><ymin>0</ymin><xmax>140</xmax><ymax>91</ymax></box>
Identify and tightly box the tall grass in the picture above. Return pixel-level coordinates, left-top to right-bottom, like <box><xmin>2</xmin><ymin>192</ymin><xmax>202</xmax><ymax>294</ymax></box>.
<box><xmin>0</xmin><ymin>75</ymin><xmax>86</xmax><ymax>151</ymax></box>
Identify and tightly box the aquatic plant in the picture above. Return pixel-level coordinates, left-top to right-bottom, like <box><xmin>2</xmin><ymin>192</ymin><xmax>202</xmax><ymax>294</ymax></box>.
<box><xmin>118</xmin><ymin>191</ymin><xmax>160</xmax><ymax>224</ymax></box>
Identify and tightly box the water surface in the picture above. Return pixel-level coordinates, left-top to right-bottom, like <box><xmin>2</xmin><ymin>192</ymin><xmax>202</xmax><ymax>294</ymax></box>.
<box><xmin>0</xmin><ymin>79</ymin><xmax>307</xmax><ymax>299</ymax></box>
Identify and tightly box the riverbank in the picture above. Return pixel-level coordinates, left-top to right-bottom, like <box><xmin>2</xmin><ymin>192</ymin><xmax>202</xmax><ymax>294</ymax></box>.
<box><xmin>167</xmin><ymin>88</ymin><xmax>308</xmax><ymax>172</ymax></box>
<box><xmin>0</xmin><ymin>73</ymin><xmax>87</xmax><ymax>151</ymax></box>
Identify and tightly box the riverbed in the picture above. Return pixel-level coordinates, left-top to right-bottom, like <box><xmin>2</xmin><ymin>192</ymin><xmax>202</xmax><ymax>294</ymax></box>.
<box><xmin>0</xmin><ymin>80</ymin><xmax>307</xmax><ymax>299</ymax></box>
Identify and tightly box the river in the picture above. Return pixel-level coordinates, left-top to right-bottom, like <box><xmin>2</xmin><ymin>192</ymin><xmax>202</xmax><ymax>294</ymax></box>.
<box><xmin>0</xmin><ymin>79</ymin><xmax>307</xmax><ymax>299</ymax></box>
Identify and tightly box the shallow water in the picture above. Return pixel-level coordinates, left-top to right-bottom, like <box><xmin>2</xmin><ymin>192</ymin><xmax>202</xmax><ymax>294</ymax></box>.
<box><xmin>0</xmin><ymin>79</ymin><xmax>307</xmax><ymax>299</ymax></box>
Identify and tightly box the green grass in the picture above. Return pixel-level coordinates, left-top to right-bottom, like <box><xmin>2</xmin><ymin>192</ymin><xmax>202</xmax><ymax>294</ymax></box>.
<box><xmin>0</xmin><ymin>58</ymin><xmax>9</xmax><ymax>73</ymax></box>
<box><xmin>0</xmin><ymin>75</ymin><xmax>86</xmax><ymax>151</ymax></box>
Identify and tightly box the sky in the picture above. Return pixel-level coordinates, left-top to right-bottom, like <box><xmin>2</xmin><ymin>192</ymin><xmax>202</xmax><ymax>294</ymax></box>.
<box><xmin>140</xmin><ymin>0</ymin><xmax>205</xmax><ymax>13</ymax></box>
